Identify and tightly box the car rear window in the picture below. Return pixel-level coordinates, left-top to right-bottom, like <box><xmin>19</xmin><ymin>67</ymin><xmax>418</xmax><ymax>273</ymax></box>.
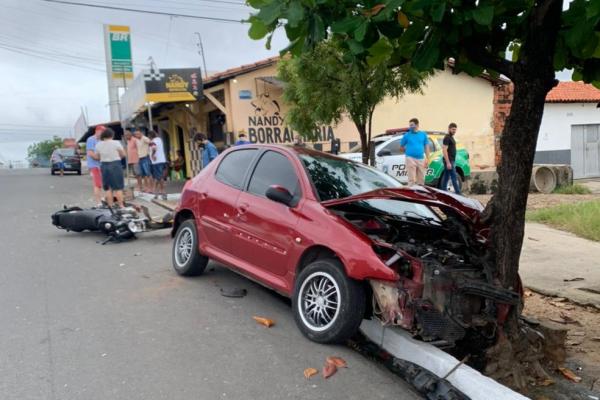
<box><xmin>215</xmin><ymin>149</ymin><xmax>257</xmax><ymax>189</ymax></box>
<box><xmin>57</xmin><ymin>148</ymin><xmax>76</xmax><ymax>156</ymax></box>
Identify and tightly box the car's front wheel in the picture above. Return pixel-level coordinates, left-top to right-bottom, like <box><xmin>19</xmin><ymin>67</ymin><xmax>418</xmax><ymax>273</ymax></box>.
<box><xmin>293</xmin><ymin>258</ymin><xmax>365</xmax><ymax>344</ymax></box>
<box><xmin>172</xmin><ymin>219</ymin><xmax>208</xmax><ymax>276</ymax></box>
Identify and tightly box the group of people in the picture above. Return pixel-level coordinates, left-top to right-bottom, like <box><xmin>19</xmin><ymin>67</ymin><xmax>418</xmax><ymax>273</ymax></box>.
<box><xmin>86</xmin><ymin>125</ymin><xmax>170</xmax><ymax>208</ymax></box>
<box><xmin>400</xmin><ymin>118</ymin><xmax>461</xmax><ymax>194</ymax></box>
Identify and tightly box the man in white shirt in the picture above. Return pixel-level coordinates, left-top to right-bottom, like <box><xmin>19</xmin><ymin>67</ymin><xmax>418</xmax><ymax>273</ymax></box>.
<box><xmin>148</xmin><ymin>130</ymin><xmax>167</xmax><ymax>200</ymax></box>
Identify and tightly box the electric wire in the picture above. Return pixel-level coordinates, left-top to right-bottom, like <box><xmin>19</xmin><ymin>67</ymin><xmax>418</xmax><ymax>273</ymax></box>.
<box><xmin>40</xmin><ymin>0</ymin><xmax>248</xmax><ymax>23</ymax></box>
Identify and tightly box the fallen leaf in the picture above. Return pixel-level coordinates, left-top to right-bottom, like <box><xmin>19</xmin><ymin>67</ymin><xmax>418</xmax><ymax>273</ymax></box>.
<box><xmin>527</xmin><ymin>236</ymin><xmax>540</xmax><ymax>241</ymax></box>
<box><xmin>524</xmin><ymin>290</ymin><xmax>534</xmax><ymax>297</ymax></box>
<box><xmin>322</xmin><ymin>363</ymin><xmax>337</xmax><ymax>379</ymax></box>
<box><xmin>397</xmin><ymin>11</ymin><xmax>409</xmax><ymax>28</ymax></box>
<box><xmin>326</xmin><ymin>356</ymin><xmax>347</xmax><ymax>368</ymax></box>
<box><xmin>252</xmin><ymin>316</ymin><xmax>275</xmax><ymax>328</ymax></box>
<box><xmin>303</xmin><ymin>368</ymin><xmax>318</xmax><ymax>379</ymax></box>
<box><xmin>558</xmin><ymin>367</ymin><xmax>582</xmax><ymax>383</ymax></box>
<box><xmin>591</xmin><ymin>337</ymin><xmax>600</xmax><ymax>342</ymax></box>
<box><xmin>363</xmin><ymin>4</ymin><xmax>385</xmax><ymax>17</ymax></box>
<box><xmin>538</xmin><ymin>379</ymin><xmax>554</xmax><ymax>387</ymax></box>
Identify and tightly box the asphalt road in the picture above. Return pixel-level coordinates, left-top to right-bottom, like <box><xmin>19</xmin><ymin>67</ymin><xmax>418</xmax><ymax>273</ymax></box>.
<box><xmin>0</xmin><ymin>169</ymin><xmax>421</xmax><ymax>400</ymax></box>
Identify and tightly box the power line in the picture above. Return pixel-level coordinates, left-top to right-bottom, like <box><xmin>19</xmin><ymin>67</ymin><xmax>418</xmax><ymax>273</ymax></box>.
<box><xmin>0</xmin><ymin>43</ymin><xmax>106</xmax><ymax>72</ymax></box>
<box><xmin>40</xmin><ymin>0</ymin><xmax>247</xmax><ymax>23</ymax></box>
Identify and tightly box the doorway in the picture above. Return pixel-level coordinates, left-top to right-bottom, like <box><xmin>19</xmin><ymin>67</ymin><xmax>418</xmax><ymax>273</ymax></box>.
<box><xmin>571</xmin><ymin>124</ymin><xmax>600</xmax><ymax>178</ymax></box>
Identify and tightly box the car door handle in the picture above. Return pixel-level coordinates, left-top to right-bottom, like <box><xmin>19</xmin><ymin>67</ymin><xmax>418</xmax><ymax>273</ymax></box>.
<box><xmin>237</xmin><ymin>203</ymin><xmax>249</xmax><ymax>215</ymax></box>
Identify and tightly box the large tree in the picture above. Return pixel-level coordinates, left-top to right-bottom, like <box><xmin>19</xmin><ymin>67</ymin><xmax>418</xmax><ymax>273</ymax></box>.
<box><xmin>247</xmin><ymin>0</ymin><xmax>600</xmax><ymax>383</ymax></box>
<box><xmin>278</xmin><ymin>38</ymin><xmax>428</xmax><ymax>164</ymax></box>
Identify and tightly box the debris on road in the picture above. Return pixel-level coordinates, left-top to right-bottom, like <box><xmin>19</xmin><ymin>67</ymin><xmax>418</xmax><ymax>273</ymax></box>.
<box><xmin>558</xmin><ymin>367</ymin><xmax>582</xmax><ymax>383</ymax></box>
<box><xmin>326</xmin><ymin>356</ymin><xmax>347</xmax><ymax>368</ymax></box>
<box><xmin>303</xmin><ymin>368</ymin><xmax>318</xmax><ymax>379</ymax></box>
<box><xmin>220</xmin><ymin>287</ymin><xmax>247</xmax><ymax>298</ymax></box>
<box><xmin>564</xmin><ymin>277</ymin><xmax>585</xmax><ymax>282</ymax></box>
<box><xmin>322</xmin><ymin>362</ymin><xmax>337</xmax><ymax>379</ymax></box>
<box><xmin>252</xmin><ymin>316</ymin><xmax>274</xmax><ymax>328</ymax></box>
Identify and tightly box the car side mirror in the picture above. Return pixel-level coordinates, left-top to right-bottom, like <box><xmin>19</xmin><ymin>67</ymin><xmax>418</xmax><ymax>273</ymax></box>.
<box><xmin>377</xmin><ymin>149</ymin><xmax>392</xmax><ymax>157</ymax></box>
<box><xmin>266</xmin><ymin>185</ymin><xmax>294</xmax><ymax>207</ymax></box>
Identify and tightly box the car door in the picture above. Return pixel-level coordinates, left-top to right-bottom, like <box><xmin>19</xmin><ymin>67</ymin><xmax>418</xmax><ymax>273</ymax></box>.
<box><xmin>230</xmin><ymin>150</ymin><xmax>301</xmax><ymax>277</ymax></box>
<box><xmin>197</xmin><ymin>148</ymin><xmax>258</xmax><ymax>255</ymax></box>
<box><xmin>378</xmin><ymin>137</ymin><xmax>407</xmax><ymax>183</ymax></box>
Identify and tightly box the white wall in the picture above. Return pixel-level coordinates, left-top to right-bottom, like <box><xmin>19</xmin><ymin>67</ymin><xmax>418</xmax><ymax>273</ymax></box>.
<box><xmin>537</xmin><ymin>102</ymin><xmax>600</xmax><ymax>151</ymax></box>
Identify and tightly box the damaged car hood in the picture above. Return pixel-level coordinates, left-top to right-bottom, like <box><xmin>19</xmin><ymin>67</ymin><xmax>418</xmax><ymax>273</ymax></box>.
<box><xmin>321</xmin><ymin>186</ymin><xmax>484</xmax><ymax>224</ymax></box>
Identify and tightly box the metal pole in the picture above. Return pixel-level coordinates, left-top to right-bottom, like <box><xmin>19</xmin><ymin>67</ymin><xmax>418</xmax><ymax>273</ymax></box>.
<box><xmin>147</xmin><ymin>103</ymin><xmax>154</xmax><ymax>130</ymax></box>
<box><xmin>194</xmin><ymin>32</ymin><xmax>208</xmax><ymax>79</ymax></box>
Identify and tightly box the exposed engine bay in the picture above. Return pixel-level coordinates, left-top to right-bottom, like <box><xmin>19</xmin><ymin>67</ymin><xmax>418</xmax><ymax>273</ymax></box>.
<box><xmin>329</xmin><ymin>198</ymin><xmax>520</xmax><ymax>348</ymax></box>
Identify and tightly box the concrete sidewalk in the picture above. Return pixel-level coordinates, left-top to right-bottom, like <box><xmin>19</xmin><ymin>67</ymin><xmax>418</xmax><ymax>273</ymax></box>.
<box><xmin>521</xmin><ymin>223</ymin><xmax>600</xmax><ymax>307</ymax></box>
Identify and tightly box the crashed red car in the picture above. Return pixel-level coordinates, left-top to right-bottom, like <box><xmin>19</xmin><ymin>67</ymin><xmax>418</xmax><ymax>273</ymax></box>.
<box><xmin>171</xmin><ymin>145</ymin><xmax>519</xmax><ymax>345</ymax></box>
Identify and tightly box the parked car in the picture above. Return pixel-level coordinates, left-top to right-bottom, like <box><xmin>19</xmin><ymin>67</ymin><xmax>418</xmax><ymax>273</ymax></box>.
<box><xmin>340</xmin><ymin>128</ymin><xmax>471</xmax><ymax>192</ymax></box>
<box><xmin>51</xmin><ymin>148</ymin><xmax>81</xmax><ymax>175</ymax></box>
<box><xmin>171</xmin><ymin>145</ymin><xmax>518</xmax><ymax>345</ymax></box>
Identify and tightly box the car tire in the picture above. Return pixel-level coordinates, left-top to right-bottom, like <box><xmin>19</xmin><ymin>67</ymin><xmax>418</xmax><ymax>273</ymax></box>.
<box><xmin>172</xmin><ymin>219</ymin><xmax>208</xmax><ymax>276</ymax></box>
<box><xmin>293</xmin><ymin>258</ymin><xmax>365</xmax><ymax>344</ymax></box>
<box><xmin>438</xmin><ymin>171</ymin><xmax>463</xmax><ymax>193</ymax></box>
<box><xmin>51</xmin><ymin>169</ymin><xmax>55</xmax><ymax>175</ymax></box>
<box><xmin>77</xmin><ymin>169</ymin><xmax>82</xmax><ymax>175</ymax></box>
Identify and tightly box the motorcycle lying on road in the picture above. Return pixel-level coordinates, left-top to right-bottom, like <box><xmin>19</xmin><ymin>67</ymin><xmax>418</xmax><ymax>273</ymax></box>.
<box><xmin>51</xmin><ymin>203</ymin><xmax>173</xmax><ymax>244</ymax></box>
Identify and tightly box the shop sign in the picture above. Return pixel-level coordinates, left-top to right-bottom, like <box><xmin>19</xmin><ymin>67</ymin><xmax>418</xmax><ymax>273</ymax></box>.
<box><xmin>144</xmin><ymin>68</ymin><xmax>203</xmax><ymax>103</ymax></box>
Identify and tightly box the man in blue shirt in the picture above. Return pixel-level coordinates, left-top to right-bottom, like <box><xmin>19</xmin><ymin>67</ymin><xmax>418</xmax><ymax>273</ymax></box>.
<box><xmin>194</xmin><ymin>133</ymin><xmax>218</xmax><ymax>167</ymax></box>
<box><xmin>400</xmin><ymin>118</ymin><xmax>430</xmax><ymax>186</ymax></box>
<box><xmin>234</xmin><ymin>132</ymin><xmax>251</xmax><ymax>146</ymax></box>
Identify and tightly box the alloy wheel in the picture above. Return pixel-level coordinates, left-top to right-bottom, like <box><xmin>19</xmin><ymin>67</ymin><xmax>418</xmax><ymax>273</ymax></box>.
<box><xmin>298</xmin><ymin>272</ymin><xmax>341</xmax><ymax>332</ymax></box>
<box><xmin>175</xmin><ymin>226</ymin><xmax>193</xmax><ymax>267</ymax></box>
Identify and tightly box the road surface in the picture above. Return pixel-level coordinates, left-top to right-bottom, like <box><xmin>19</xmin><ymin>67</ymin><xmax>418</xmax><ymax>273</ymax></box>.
<box><xmin>0</xmin><ymin>169</ymin><xmax>421</xmax><ymax>400</ymax></box>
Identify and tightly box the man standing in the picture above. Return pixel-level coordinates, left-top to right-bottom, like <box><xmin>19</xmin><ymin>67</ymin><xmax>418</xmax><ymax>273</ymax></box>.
<box><xmin>194</xmin><ymin>133</ymin><xmax>218</xmax><ymax>167</ymax></box>
<box><xmin>124</xmin><ymin>130</ymin><xmax>142</xmax><ymax>192</ymax></box>
<box><xmin>441</xmin><ymin>122</ymin><xmax>461</xmax><ymax>194</ymax></box>
<box><xmin>50</xmin><ymin>147</ymin><xmax>64</xmax><ymax>176</ymax></box>
<box><xmin>148</xmin><ymin>131</ymin><xmax>167</xmax><ymax>200</ymax></box>
<box><xmin>86</xmin><ymin>125</ymin><xmax>104</xmax><ymax>205</ymax></box>
<box><xmin>234</xmin><ymin>132</ymin><xmax>251</xmax><ymax>146</ymax></box>
<box><xmin>134</xmin><ymin>129</ymin><xmax>152</xmax><ymax>192</ymax></box>
<box><xmin>400</xmin><ymin>118</ymin><xmax>430</xmax><ymax>186</ymax></box>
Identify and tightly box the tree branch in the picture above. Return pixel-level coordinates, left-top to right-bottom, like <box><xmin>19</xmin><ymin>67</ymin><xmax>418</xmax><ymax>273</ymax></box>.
<box><xmin>466</xmin><ymin>47</ymin><xmax>515</xmax><ymax>79</ymax></box>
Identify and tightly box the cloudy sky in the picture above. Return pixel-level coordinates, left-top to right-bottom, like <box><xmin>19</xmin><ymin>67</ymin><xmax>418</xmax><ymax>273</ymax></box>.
<box><xmin>0</xmin><ymin>0</ymin><xmax>287</xmax><ymax>161</ymax></box>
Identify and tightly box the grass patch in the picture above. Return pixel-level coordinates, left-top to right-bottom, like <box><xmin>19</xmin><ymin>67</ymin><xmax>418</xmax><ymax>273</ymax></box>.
<box><xmin>527</xmin><ymin>200</ymin><xmax>600</xmax><ymax>241</ymax></box>
<box><xmin>553</xmin><ymin>183</ymin><xmax>592</xmax><ymax>195</ymax></box>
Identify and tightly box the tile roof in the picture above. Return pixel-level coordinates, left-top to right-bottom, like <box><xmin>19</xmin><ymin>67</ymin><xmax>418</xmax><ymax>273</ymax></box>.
<box><xmin>546</xmin><ymin>81</ymin><xmax>600</xmax><ymax>103</ymax></box>
<box><xmin>203</xmin><ymin>56</ymin><xmax>280</xmax><ymax>85</ymax></box>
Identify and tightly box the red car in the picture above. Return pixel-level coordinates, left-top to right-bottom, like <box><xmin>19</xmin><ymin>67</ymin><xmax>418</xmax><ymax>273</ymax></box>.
<box><xmin>171</xmin><ymin>145</ymin><xmax>519</xmax><ymax>345</ymax></box>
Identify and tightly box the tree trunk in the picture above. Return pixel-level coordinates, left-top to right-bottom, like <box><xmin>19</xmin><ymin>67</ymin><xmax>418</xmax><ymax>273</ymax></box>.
<box><xmin>356</xmin><ymin>123</ymin><xmax>368</xmax><ymax>164</ymax></box>
<box><xmin>490</xmin><ymin>0</ymin><xmax>562</xmax><ymax>325</ymax></box>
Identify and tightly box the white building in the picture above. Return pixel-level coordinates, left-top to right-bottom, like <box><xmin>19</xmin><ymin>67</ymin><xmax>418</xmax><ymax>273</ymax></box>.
<box><xmin>536</xmin><ymin>82</ymin><xmax>600</xmax><ymax>178</ymax></box>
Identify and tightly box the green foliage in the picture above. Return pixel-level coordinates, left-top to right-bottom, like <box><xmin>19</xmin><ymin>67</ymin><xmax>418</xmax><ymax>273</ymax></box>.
<box><xmin>247</xmin><ymin>0</ymin><xmax>600</xmax><ymax>87</ymax></box>
<box><xmin>278</xmin><ymin>38</ymin><xmax>428</xmax><ymax>161</ymax></box>
<box><xmin>27</xmin><ymin>136</ymin><xmax>64</xmax><ymax>162</ymax></box>
<box><xmin>527</xmin><ymin>200</ymin><xmax>600</xmax><ymax>241</ymax></box>
<box><xmin>552</xmin><ymin>183</ymin><xmax>593</xmax><ymax>195</ymax></box>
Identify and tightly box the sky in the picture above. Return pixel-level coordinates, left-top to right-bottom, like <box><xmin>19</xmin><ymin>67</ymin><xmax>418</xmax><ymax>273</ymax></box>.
<box><xmin>0</xmin><ymin>0</ymin><xmax>287</xmax><ymax>162</ymax></box>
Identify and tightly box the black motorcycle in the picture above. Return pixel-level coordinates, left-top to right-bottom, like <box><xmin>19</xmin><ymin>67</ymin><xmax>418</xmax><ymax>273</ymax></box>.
<box><xmin>51</xmin><ymin>204</ymin><xmax>172</xmax><ymax>244</ymax></box>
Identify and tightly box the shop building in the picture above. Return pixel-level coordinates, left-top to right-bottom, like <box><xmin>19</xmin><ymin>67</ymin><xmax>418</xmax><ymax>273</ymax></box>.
<box><xmin>120</xmin><ymin>57</ymin><xmax>511</xmax><ymax>178</ymax></box>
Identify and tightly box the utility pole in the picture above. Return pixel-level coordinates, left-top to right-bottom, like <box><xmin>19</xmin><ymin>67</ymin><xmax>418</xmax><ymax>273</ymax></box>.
<box><xmin>194</xmin><ymin>32</ymin><xmax>208</xmax><ymax>79</ymax></box>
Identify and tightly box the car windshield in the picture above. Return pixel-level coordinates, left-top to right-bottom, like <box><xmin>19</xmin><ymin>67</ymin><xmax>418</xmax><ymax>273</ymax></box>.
<box><xmin>299</xmin><ymin>153</ymin><xmax>402</xmax><ymax>201</ymax></box>
<box><xmin>347</xmin><ymin>139</ymin><xmax>386</xmax><ymax>153</ymax></box>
